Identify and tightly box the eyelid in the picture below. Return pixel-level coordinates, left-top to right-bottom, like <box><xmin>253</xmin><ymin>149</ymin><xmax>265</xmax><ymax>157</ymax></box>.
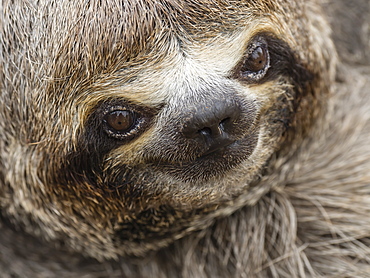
<box><xmin>102</xmin><ymin>105</ymin><xmax>133</xmax><ymax>115</ymax></box>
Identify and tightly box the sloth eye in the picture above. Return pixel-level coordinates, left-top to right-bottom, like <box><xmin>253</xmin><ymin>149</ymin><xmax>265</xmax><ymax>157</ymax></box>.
<box><xmin>105</xmin><ymin>110</ymin><xmax>136</xmax><ymax>132</ymax></box>
<box><xmin>243</xmin><ymin>46</ymin><xmax>268</xmax><ymax>72</ymax></box>
<box><xmin>238</xmin><ymin>39</ymin><xmax>270</xmax><ymax>81</ymax></box>
<box><xmin>103</xmin><ymin>107</ymin><xmax>143</xmax><ymax>140</ymax></box>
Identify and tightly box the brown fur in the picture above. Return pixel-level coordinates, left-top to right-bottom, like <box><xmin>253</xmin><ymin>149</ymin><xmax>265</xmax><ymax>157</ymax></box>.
<box><xmin>1</xmin><ymin>0</ymin><xmax>370</xmax><ymax>277</ymax></box>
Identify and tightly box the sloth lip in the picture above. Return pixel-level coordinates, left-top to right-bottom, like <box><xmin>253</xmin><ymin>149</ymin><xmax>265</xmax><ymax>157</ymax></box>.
<box><xmin>189</xmin><ymin>132</ymin><xmax>258</xmax><ymax>166</ymax></box>
<box><xmin>199</xmin><ymin>140</ymin><xmax>238</xmax><ymax>158</ymax></box>
<box><xmin>182</xmin><ymin>130</ymin><xmax>258</xmax><ymax>164</ymax></box>
<box><xmin>173</xmin><ymin>135</ymin><xmax>257</xmax><ymax>182</ymax></box>
<box><xmin>147</xmin><ymin>129</ymin><xmax>259</xmax><ymax>183</ymax></box>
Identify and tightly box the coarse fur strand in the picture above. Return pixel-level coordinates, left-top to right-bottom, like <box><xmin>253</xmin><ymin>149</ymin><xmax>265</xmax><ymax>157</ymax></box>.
<box><xmin>1</xmin><ymin>0</ymin><xmax>370</xmax><ymax>277</ymax></box>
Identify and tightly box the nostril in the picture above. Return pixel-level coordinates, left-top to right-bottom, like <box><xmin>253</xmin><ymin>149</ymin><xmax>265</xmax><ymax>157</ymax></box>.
<box><xmin>181</xmin><ymin>98</ymin><xmax>245</xmax><ymax>142</ymax></box>
<box><xmin>198</xmin><ymin>117</ymin><xmax>231</xmax><ymax>139</ymax></box>
<box><xmin>198</xmin><ymin>125</ymin><xmax>223</xmax><ymax>138</ymax></box>
<box><xmin>219</xmin><ymin>117</ymin><xmax>231</xmax><ymax>132</ymax></box>
<box><xmin>198</xmin><ymin>127</ymin><xmax>212</xmax><ymax>137</ymax></box>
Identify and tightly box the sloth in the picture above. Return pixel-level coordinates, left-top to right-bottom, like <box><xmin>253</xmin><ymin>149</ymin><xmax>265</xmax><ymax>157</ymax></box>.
<box><xmin>1</xmin><ymin>0</ymin><xmax>370</xmax><ymax>277</ymax></box>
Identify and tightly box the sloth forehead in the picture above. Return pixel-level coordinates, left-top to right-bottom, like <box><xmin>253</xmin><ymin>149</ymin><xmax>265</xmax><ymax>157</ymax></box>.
<box><xmin>73</xmin><ymin>25</ymin><xmax>275</xmax><ymax>110</ymax></box>
<box><xmin>51</xmin><ymin>0</ymin><xmax>288</xmax><ymax>82</ymax></box>
<box><xmin>42</xmin><ymin>0</ymin><xmax>304</xmax><ymax>113</ymax></box>
<box><xmin>57</xmin><ymin>9</ymin><xmax>292</xmax><ymax>107</ymax></box>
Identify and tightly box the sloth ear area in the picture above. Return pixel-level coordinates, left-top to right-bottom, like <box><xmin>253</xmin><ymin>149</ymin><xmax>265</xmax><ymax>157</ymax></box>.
<box><xmin>231</xmin><ymin>34</ymin><xmax>314</xmax><ymax>88</ymax></box>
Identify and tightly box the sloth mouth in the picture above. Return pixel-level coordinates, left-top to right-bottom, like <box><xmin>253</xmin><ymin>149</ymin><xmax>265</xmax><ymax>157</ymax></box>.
<box><xmin>197</xmin><ymin>140</ymin><xmax>239</xmax><ymax>159</ymax></box>
<box><xmin>200</xmin><ymin>135</ymin><xmax>237</xmax><ymax>157</ymax></box>
<box><xmin>155</xmin><ymin>131</ymin><xmax>259</xmax><ymax>183</ymax></box>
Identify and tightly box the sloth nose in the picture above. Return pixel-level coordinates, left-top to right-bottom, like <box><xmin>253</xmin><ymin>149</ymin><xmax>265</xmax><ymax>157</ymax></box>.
<box><xmin>182</xmin><ymin>100</ymin><xmax>241</xmax><ymax>155</ymax></box>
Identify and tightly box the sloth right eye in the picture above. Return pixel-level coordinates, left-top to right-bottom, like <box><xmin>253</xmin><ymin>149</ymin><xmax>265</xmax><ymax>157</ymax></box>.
<box><xmin>242</xmin><ymin>45</ymin><xmax>269</xmax><ymax>73</ymax></box>
<box><xmin>237</xmin><ymin>38</ymin><xmax>270</xmax><ymax>82</ymax></box>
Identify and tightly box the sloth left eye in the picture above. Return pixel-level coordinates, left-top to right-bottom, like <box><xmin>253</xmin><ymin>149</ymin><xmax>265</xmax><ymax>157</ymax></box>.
<box><xmin>103</xmin><ymin>107</ymin><xmax>142</xmax><ymax>140</ymax></box>
<box><xmin>238</xmin><ymin>39</ymin><xmax>270</xmax><ymax>81</ymax></box>
<box><xmin>105</xmin><ymin>110</ymin><xmax>136</xmax><ymax>132</ymax></box>
<box><xmin>100</xmin><ymin>102</ymin><xmax>155</xmax><ymax>141</ymax></box>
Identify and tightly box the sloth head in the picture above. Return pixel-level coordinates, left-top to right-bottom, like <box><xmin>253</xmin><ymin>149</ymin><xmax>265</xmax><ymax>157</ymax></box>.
<box><xmin>0</xmin><ymin>0</ymin><xmax>335</xmax><ymax>259</ymax></box>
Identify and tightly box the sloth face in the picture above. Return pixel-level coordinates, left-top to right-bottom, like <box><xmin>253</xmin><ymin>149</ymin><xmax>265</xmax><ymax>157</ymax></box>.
<box><xmin>67</xmin><ymin>33</ymin><xmax>313</xmax><ymax>208</ymax></box>
<box><xmin>1</xmin><ymin>0</ymin><xmax>334</xmax><ymax>259</ymax></box>
<box><xmin>56</xmin><ymin>32</ymin><xmax>316</xmax><ymax>257</ymax></box>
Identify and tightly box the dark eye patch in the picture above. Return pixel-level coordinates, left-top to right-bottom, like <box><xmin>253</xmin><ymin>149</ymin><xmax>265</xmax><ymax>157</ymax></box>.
<box><xmin>55</xmin><ymin>100</ymin><xmax>157</xmax><ymax>189</ymax></box>
<box><xmin>232</xmin><ymin>33</ymin><xmax>313</xmax><ymax>88</ymax></box>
